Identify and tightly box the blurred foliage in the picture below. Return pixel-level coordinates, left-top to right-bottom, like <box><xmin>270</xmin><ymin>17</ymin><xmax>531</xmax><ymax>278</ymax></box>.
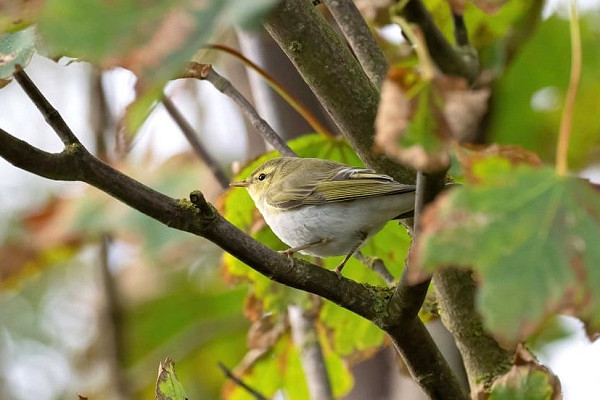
<box><xmin>0</xmin><ymin>26</ymin><xmax>35</xmax><ymax>87</ymax></box>
<box><xmin>488</xmin><ymin>13</ymin><xmax>600</xmax><ymax>168</ymax></box>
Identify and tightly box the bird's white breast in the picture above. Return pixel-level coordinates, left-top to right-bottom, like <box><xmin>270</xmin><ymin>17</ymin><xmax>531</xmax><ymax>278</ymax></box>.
<box><xmin>255</xmin><ymin>193</ymin><xmax>414</xmax><ymax>257</ymax></box>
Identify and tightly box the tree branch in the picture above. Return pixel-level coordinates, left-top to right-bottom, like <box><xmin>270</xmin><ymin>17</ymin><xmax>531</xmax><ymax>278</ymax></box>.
<box><xmin>161</xmin><ymin>96</ymin><xmax>231</xmax><ymax>189</ymax></box>
<box><xmin>183</xmin><ymin>63</ymin><xmax>297</xmax><ymax>158</ymax></box>
<box><xmin>322</xmin><ymin>0</ymin><xmax>388</xmax><ymax>89</ymax></box>
<box><xmin>3</xmin><ymin>66</ymin><xmax>466</xmax><ymax>399</ymax></box>
<box><xmin>0</xmin><ymin>124</ymin><xmax>465</xmax><ymax>399</ymax></box>
<box><xmin>433</xmin><ymin>269</ymin><xmax>511</xmax><ymax>392</ymax></box>
<box><xmin>264</xmin><ymin>0</ymin><xmax>416</xmax><ymax>184</ymax></box>
<box><xmin>288</xmin><ymin>304</ymin><xmax>334</xmax><ymax>400</ymax></box>
<box><xmin>218</xmin><ymin>362</ymin><xmax>268</xmax><ymax>400</ymax></box>
<box><xmin>13</xmin><ymin>69</ymin><xmax>82</xmax><ymax>146</ymax></box>
<box><xmin>393</xmin><ymin>0</ymin><xmax>478</xmax><ymax>83</ymax></box>
<box><xmin>98</xmin><ymin>233</ymin><xmax>131</xmax><ymax>400</ymax></box>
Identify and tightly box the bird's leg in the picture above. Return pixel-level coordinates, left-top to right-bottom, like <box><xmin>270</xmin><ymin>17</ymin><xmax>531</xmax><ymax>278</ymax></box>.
<box><xmin>280</xmin><ymin>238</ymin><xmax>331</xmax><ymax>266</ymax></box>
<box><xmin>333</xmin><ymin>232</ymin><xmax>367</xmax><ymax>276</ymax></box>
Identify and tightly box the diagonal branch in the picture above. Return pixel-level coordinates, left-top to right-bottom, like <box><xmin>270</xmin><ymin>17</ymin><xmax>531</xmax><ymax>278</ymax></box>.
<box><xmin>2</xmin><ymin>66</ymin><xmax>466</xmax><ymax>400</ymax></box>
<box><xmin>322</xmin><ymin>0</ymin><xmax>388</xmax><ymax>88</ymax></box>
<box><xmin>0</xmin><ymin>125</ymin><xmax>465</xmax><ymax>399</ymax></box>
<box><xmin>161</xmin><ymin>95</ymin><xmax>231</xmax><ymax>189</ymax></box>
<box><xmin>183</xmin><ymin>63</ymin><xmax>297</xmax><ymax>158</ymax></box>
<box><xmin>13</xmin><ymin>69</ymin><xmax>82</xmax><ymax>146</ymax></box>
<box><xmin>218</xmin><ymin>362</ymin><xmax>268</xmax><ymax>400</ymax></box>
<box><xmin>264</xmin><ymin>0</ymin><xmax>416</xmax><ymax>184</ymax></box>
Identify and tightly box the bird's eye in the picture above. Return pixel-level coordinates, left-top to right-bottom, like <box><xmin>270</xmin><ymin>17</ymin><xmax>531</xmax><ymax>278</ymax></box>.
<box><xmin>257</xmin><ymin>173</ymin><xmax>267</xmax><ymax>181</ymax></box>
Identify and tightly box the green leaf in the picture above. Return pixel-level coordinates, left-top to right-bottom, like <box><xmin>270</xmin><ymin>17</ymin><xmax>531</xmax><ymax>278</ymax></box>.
<box><xmin>0</xmin><ymin>26</ymin><xmax>35</xmax><ymax>86</ymax></box>
<box><xmin>227</xmin><ymin>330</ymin><xmax>353</xmax><ymax>400</ymax></box>
<box><xmin>416</xmin><ymin>160</ymin><xmax>600</xmax><ymax>344</ymax></box>
<box><xmin>156</xmin><ymin>358</ymin><xmax>188</xmax><ymax>400</ymax></box>
<box><xmin>225</xmin><ymin>0</ymin><xmax>279</xmax><ymax>30</ymax></box>
<box><xmin>489</xmin><ymin>345</ymin><xmax>561</xmax><ymax>400</ymax></box>
<box><xmin>489</xmin><ymin>369</ymin><xmax>557</xmax><ymax>400</ymax></box>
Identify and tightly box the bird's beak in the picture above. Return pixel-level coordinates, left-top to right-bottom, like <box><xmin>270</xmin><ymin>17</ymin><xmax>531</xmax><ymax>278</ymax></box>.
<box><xmin>230</xmin><ymin>180</ymin><xmax>250</xmax><ymax>188</ymax></box>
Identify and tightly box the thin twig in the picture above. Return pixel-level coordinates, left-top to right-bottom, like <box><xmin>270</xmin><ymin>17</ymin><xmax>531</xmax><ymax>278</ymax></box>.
<box><xmin>288</xmin><ymin>304</ymin><xmax>334</xmax><ymax>400</ymax></box>
<box><xmin>90</xmin><ymin>68</ymin><xmax>110</xmax><ymax>161</ymax></box>
<box><xmin>388</xmin><ymin>171</ymin><xmax>446</xmax><ymax>319</ymax></box>
<box><xmin>162</xmin><ymin>96</ymin><xmax>230</xmax><ymax>189</ymax></box>
<box><xmin>98</xmin><ymin>233</ymin><xmax>131</xmax><ymax>400</ymax></box>
<box><xmin>207</xmin><ymin>44</ymin><xmax>335</xmax><ymax>137</ymax></box>
<box><xmin>218</xmin><ymin>362</ymin><xmax>269</xmax><ymax>400</ymax></box>
<box><xmin>322</xmin><ymin>0</ymin><xmax>388</xmax><ymax>88</ymax></box>
<box><xmin>393</xmin><ymin>0</ymin><xmax>478</xmax><ymax>83</ymax></box>
<box><xmin>556</xmin><ymin>1</ymin><xmax>581</xmax><ymax>176</ymax></box>
<box><xmin>355</xmin><ymin>251</ymin><xmax>395</xmax><ymax>285</ymax></box>
<box><xmin>183</xmin><ymin>63</ymin><xmax>297</xmax><ymax>158</ymax></box>
<box><xmin>452</xmin><ymin>13</ymin><xmax>469</xmax><ymax>46</ymax></box>
<box><xmin>13</xmin><ymin>69</ymin><xmax>82</xmax><ymax>146</ymax></box>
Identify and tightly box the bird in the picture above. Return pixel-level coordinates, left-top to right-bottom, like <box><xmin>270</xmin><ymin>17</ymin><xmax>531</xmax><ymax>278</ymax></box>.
<box><xmin>230</xmin><ymin>157</ymin><xmax>416</xmax><ymax>275</ymax></box>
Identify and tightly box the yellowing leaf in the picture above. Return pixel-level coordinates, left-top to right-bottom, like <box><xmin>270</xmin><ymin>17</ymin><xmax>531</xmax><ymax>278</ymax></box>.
<box><xmin>455</xmin><ymin>143</ymin><xmax>542</xmax><ymax>184</ymax></box>
<box><xmin>156</xmin><ymin>358</ymin><xmax>188</xmax><ymax>400</ymax></box>
<box><xmin>416</xmin><ymin>162</ymin><xmax>600</xmax><ymax>344</ymax></box>
<box><xmin>487</xmin><ymin>344</ymin><xmax>561</xmax><ymax>400</ymax></box>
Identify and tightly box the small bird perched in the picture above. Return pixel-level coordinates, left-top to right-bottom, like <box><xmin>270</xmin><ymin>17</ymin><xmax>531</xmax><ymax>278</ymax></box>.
<box><xmin>231</xmin><ymin>157</ymin><xmax>416</xmax><ymax>275</ymax></box>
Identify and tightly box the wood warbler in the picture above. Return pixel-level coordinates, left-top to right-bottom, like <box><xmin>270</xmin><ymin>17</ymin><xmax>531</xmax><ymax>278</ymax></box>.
<box><xmin>231</xmin><ymin>157</ymin><xmax>416</xmax><ymax>274</ymax></box>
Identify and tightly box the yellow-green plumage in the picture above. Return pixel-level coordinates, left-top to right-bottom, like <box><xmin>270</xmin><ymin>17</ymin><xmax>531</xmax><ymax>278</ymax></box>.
<box><xmin>231</xmin><ymin>157</ymin><xmax>416</xmax><ymax>274</ymax></box>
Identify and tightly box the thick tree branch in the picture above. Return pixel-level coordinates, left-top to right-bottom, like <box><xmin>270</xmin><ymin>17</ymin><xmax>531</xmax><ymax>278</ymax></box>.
<box><xmin>161</xmin><ymin>96</ymin><xmax>231</xmax><ymax>189</ymax></box>
<box><xmin>322</xmin><ymin>0</ymin><xmax>388</xmax><ymax>89</ymax></box>
<box><xmin>433</xmin><ymin>269</ymin><xmax>511</xmax><ymax>392</ymax></box>
<box><xmin>394</xmin><ymin>0</ymin><xmax>478</xmax><ymax>83</ymax></box>
<box><xmin>264</xmin><ymin>0</ymin><xmax>416</xmax><ymax>184</ymax></box>
<box><xmin>183</xmin><ymin>63</ymin><xmax>297</xmax><ymax>158</ymax></box>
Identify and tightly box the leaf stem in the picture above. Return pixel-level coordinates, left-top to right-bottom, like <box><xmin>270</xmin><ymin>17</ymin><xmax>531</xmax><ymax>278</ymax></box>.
<box><xmin>556</xmin><ymin>1</ymin><xmax>581</xmax><ymax>176</ymax></box>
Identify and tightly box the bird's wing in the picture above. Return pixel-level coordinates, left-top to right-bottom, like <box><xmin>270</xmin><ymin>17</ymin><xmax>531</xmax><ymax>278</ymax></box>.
<box><xmin>268</xmin><ymin>166</ymin><xmax>415</xmax><ymax>209</ymax></box>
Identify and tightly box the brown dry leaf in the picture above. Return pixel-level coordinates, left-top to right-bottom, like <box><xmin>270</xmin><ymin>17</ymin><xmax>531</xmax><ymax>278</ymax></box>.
<box><xmin>0</xmin><ymin>243</ymin><xmax>37</xmax><ymax>287</ymax></box>
<box><xmin>444</xmin><ymin>87</ymin><xmax>490</xmax><ymax>142</ymax></box>
<box><xmin>375</xmin><ymin>67</ymin><xmax>452</xmax><ymax>173</ymax></box>
<box><xmin>455</xmin><ymin>143</ymin><xmax>542</xmax><ymax>184</ymax></box>
<box><xmin>247</xmin><ymin>313</ymin><xmax>287</xmax><ymax>351</ymax></box>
